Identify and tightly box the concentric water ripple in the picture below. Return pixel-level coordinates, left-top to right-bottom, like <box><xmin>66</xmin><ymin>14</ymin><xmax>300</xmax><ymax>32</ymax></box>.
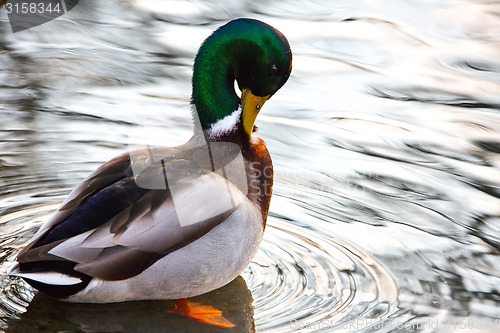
<box><xmin>0</xmin><ymin>187</ymin><xmax>402</xmax><ymax>332</ymax></box>
<box><xmin>0</xmin><ymin>184</ymin><xmax>397</xmax><ymax>332</ymax></box>
<box><xmin>0</xmin><ymin>182</ymin><xmax>382</xmax><ymax>333</ymax></box>
<box><xmin>244</xmin><ymin>214</ymin><xmax>401</xmax><ymax>332</ymax></box>
<box><xmin>0</xmin><ymin>189</ymin><xmax>68</xmax><ymax>330</ymax></box>
<box><xmin>2</xmin><ymin>0</ymin><xmax>500</xmax><ymax>332</ymax></box>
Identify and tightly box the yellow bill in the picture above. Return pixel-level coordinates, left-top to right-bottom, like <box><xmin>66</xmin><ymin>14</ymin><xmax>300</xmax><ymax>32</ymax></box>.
<box><xmin>241</xmin><ymin>89</ymin><xmax>270</xmax><ymax>136</ymax></box>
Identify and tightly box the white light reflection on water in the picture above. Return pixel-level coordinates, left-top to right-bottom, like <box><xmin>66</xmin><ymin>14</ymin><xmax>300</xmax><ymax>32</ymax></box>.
<box><xmin>1</xmin><ymin>0</ymin><xmax>500</xmax><ymax>332</ymax></box>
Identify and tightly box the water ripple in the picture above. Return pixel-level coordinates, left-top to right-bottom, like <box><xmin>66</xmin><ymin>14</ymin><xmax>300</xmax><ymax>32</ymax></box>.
<box><xmin>244</xmin><ymin>216</ymin><xmax>401</xmax><ymax>332</ymax></box>
<box><xmin>0</xmin><ymin>186</ymin><xmax>404</xmax><ymax>332</ymax></box>
<box><xmin>2</xmin><ymin>0</ymin><xmax>500</xmax><ymax>331</ymax></box>
<box><xmin>0</xmin><ymin>189</ymin><xmax>65</xmax><ymax>330</ymax></box>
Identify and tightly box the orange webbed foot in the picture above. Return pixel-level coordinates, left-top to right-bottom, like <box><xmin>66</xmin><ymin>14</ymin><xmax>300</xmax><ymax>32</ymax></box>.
<box><xmin>170</xmin><ymin>298</ymin><xmax>236</xmax><ymax>328</ymax></box>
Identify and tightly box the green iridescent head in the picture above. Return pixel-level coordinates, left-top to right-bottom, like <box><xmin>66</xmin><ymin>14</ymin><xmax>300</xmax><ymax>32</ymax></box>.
<box><xmin>191</xmin><ymin>18</ymin><xmax>292</xmax><ymax>135</ymax></box>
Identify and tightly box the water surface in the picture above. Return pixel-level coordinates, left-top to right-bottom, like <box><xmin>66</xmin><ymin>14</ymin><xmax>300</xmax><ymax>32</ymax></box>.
<box><xmin>1</xmin><ymin>0</ymin><xmax>500</xmax><ymax>332</ymax></box>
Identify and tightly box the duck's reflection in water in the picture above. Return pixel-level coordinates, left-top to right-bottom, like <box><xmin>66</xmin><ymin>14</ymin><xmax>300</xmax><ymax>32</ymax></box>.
<box><xmin>6</xmin><ymin>276</ymin><xmax>254</xmax><ymax>333</ymax></box>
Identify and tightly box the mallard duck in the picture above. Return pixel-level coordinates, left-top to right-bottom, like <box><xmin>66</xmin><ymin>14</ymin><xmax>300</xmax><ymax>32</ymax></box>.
<box><xmin>9</xmin><ymin>18</ymin><xmax>292</xmax><ymax>307</ymax></box>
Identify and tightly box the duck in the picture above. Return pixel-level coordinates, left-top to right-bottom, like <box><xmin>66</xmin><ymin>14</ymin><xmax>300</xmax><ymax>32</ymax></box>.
<box><xmin>9</xmin><ymin>17</ymin><xmax>292</xmax><ymax>311</ymax></box>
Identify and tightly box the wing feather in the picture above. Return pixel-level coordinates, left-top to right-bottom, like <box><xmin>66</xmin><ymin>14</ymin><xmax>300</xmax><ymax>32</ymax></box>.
<box><xmin>15</xmin><ymin>146</ymin><xmax>249</xmax><ymax>282</ymax></box>
<box><xmin>18</xmin><ymin>151</ymin><xmax>133</xmax><ymax>255</ymax></box>
<box><xmin>74</xmin><ymin>247</ymin><xmax>156</xmax><ymax>281</ymax></box>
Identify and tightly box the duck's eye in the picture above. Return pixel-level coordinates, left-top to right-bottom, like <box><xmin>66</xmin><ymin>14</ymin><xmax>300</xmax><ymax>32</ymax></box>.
<box><xmin>270</xmin><ymin>64</ymin><xmax>278</xmax><ymax>76</ymax></box>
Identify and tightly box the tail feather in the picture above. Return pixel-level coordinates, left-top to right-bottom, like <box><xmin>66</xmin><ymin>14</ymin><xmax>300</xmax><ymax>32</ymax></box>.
<box><xmin>8</xmin><ymin>261</ymin><xmax>92</xmax><ymax>299</ymax></box>
<box><xmin>11</xmin><ymin>270</ymin><xmax>82</xmax><ymax>286</ymax></box>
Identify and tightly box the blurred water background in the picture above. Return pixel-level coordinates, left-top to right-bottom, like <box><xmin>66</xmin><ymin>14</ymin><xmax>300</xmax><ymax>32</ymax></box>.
<box><xmin>1</xmin><ymin>0</ymin><xmax>500</xmax><ymax>332</ymax></box>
